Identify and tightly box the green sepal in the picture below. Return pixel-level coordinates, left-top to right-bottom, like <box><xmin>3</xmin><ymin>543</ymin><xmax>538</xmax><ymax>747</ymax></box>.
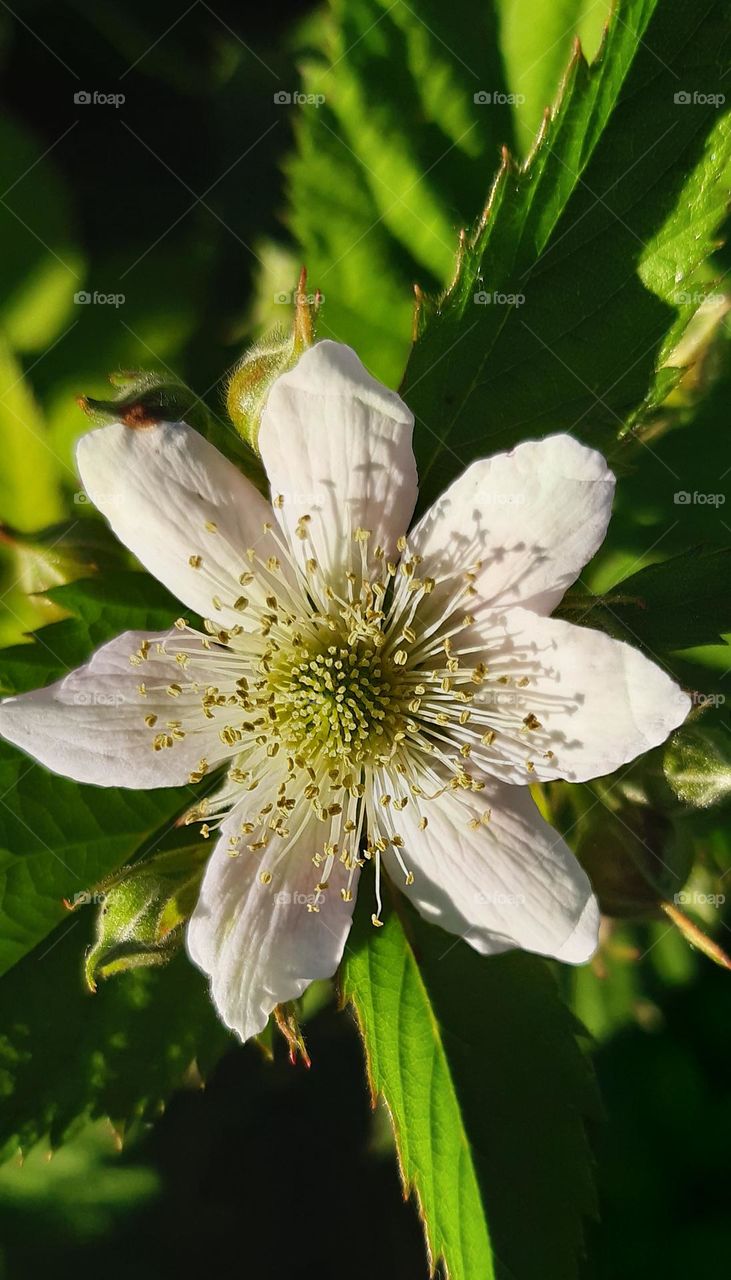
<box><xmin>272</xmin><ymin>1001</ymin><xmax>311</xmax><ymax>1067</ymax></box>
<box><xmin>79</xmin><ymin>370</ymin><xmax>209</xmax><ymax>433</ymax></box>
<box><xmin>82</xmin><ymin>842</ymin><xmax>210</xmax><ymax>990</ymax></box>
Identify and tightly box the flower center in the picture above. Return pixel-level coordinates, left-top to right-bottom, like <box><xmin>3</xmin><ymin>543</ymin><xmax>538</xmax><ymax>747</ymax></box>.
<box><xmin>271</xmin><ymin>641</ymin><xmax>403</xmax><ymax>766</ymax></box>
<box><xmin>162</xmin><ymin>516</ymin><xmax>553</xmax><ymax>925</ymax></box>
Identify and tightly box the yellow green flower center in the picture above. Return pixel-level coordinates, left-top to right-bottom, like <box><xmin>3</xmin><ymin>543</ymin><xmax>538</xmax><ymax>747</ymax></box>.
<box><xmin>271</xmin><ymin>641</ymin><xmax>404</xmax><ymax>766</ymax></box>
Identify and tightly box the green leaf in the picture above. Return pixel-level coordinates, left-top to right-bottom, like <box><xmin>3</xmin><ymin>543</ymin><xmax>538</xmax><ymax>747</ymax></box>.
<box><xmin>46</xmin><ymin>571</ymin><xmax>185</xmax><ymax>630</ymax></box>
<box><xmin>342</xmin><ymin>903</ymin><xmax>494</xmax><ymax>1280</ymax></box>
<box><xmin>556</xmin><ymin>547</ymin><xmax>731</xmax><ymax>654</ymax></box>
<box><xmin>497</xmin><ymin>0</ymin><xmax>612</xmax><ymax>152</ymax></box>
<box><xmin>0</xmin><ymin>571</ymin><xmax>188</xmax><ymax>695</ymax></box>
<box><xmin>401</xmin><ymin>0</ymin><xmax>731</xmax><ymax>509</ymax></box>
<box><xmin>0</xmin><ymin>518</ymin><xmax>126</xmax><ymax>651</ymax></box>
<box><xmin>664</xmin><ymin>724</ymin><xmax>731</xmax><ymax>809</ymax></box>
<box><xmin>285</xmin><ymin>0</ymin><xmax>515</xmax><ymax>384</ymax></box>
<box><xmin>0</xmin><ymin>739</ymin><xmax>197</xmax><ymax>978</ymax></box>
<box><xmin>285</xmin><ymin>112</ymin><xmax>414</xmax><ymax>387</ymax></box>
<box><xmin>342</xmin><ymin>898</ymin><xmax>599</xmax><ymax>1280</ymax></box>
<box><xmin>0</xmin><ymin>337</ymin><xmax>64</xmax><ymax>532</ymax></box>
<box><xmin>0</xmin><ymin>911</ymin><xmax>231</xmax><ymax>1163</ymax></box>
<box><xmin>84</xmin><ymin>841</ymin><xmax>209</xmax><ymax>988</ymax></box>
<box><xmin>0</xmin><ymin>1121</ymin><xmax>160</xmax><ymax>1231</ymax></box>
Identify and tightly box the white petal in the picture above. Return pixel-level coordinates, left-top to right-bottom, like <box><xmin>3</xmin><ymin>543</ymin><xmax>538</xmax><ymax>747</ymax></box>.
<box><xmin>187</xmin><ymin>808</ymin><xmax>358</xmax><ymax>1041</ymax></box>
<box><xmin>0</xmin><ymin>630</ymin><xmax>228</xmax><ymax>787</ymax></box>
<box><xmin>259</xmin><ymin>341</ymin><xmax>417</xmax><ymax>580</ymax></box>
<box><xmin>409</xmin><ymin>434</ymin><xmax>615</xmax><ymax>615</ymax></box>
<box><xmin>77</xmin><ymin>420</ymin><xmax>283</xmax><ymax>630</ymax></box>
<box><xmin>464</xmin><ymin>607</ymin><xmax>691</xmax><ymax>784</ymax></box>
<box><xmin>378</xmin><ymin>772</ymin><xmax>598</xmax><ymax>963</ymax></box>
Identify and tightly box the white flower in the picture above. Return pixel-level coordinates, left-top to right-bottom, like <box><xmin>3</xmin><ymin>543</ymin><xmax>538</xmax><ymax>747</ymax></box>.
<box><xmin>0</xmin><ymin>341</ymin><xmax>690</xmax><ymax>1041</ymax></box>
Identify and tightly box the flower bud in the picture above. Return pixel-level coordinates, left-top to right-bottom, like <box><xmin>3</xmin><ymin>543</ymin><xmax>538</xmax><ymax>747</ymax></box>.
<box><xmin>77</xmin><ymin>842</ymin><xmax>209</xmax><ymax>990</ymax></box>
<box><xmin>226</xmin><ymin>268</ymin><xmax>322</xmax><ymax>451</ymax></box>
<box><xmin>663</xmin><ymin>724</ymin><xmax>731</xmax><ymax>810</ymax></box>
<box><xmin>78</xmin><ymin>370</ymin><xmax>204</xmax><ymax>430</ymax></box>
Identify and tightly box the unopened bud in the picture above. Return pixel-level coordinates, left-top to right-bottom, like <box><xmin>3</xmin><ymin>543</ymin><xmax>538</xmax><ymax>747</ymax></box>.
<box><xmin>226</xmin><ymin>267</ymin><xmax>322</xmax><ymax>451</ymax></box>
<box><xmin>78</xmin><ymin>370</ymin><xmax>204</xmax><ymax>430</ymax></box>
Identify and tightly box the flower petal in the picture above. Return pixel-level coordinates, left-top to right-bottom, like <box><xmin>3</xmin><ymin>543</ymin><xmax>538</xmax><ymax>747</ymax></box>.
<box><xmin>409</xmin><ymin>434</ymin><xmax>615</xmax><ymax>615</ymax></box>
<box><xmin>462</xmin><ymin>607</ymin><xmax>691</xmax><ymax>784</ymax></box>
<box><xmin>259</xmin><ymin>341</ymin><xmax>417</xmax><ymax>580</ymax></box>
<box><xmin>187</xmin><ymin>807</ymin><xmax>358</xmax><ymax>1041</ymax></box>
<box><xmin>378</xmin><ymin>772</ymin><xmax>598</xmax><ymax>963</ymax></box>
<box><xmin>77</xmin><ymin>420</ymin><xmax>283</xmax><ymax>630</ymax></box>
<box><xmin>0</xmin><ymin>630</ymin><xmax>229</xmax><ymax>787</ymax></box>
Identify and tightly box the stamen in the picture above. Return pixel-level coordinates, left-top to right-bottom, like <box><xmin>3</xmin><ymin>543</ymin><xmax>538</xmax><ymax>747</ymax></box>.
<box><xmin>165</xmin><ymin>523</ymin><xmax>528</xmax><ymax>924</ymax></box>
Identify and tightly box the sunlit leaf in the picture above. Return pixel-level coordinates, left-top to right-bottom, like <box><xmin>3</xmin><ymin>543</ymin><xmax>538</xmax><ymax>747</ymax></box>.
<box><xmin>402</xmin><ymin>0</ymin><xmax>731</xmax><ymax>509</ymax></box>
<box><xmin>0</xmin><ymin>338</ymin><xmax>64</xmax><ymax>532</ymax></box>
<box><xmin>286</xmin><ymin>0</ymin><xmax>515</xmax><ymax>384</ymax></box>
<box><xmin>342</xmin><ymin>898</ymin><xmax>599</xmax><ymax>1280</ymax></box>
<box><xmin>556</xmin><ymin>547</ymin><xmax>731</xmax><ymax>654</ymax></box>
